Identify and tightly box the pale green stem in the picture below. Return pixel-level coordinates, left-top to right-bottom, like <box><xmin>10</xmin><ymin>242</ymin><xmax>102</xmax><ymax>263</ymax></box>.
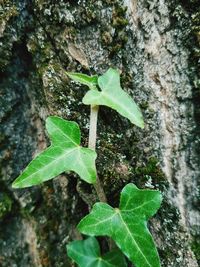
<box><xmin>88</xmin><ymin>105</ymin><xmax>115</xmax><ymax>250</ymax></box>
<box><xmin>88</xmin><ymin>105</ymin><xmax>107</xmax><ymax>203</ymax></box>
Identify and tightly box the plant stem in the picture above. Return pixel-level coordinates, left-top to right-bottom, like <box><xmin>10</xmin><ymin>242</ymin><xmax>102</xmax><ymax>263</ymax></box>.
<box><xmin>88</xmin><ymin>105</ymin><xmax>107</xmax><ymax>203</ymax></box>
<box><xmin>88</xmin><ymin>105</ymin><xmax>115</xmax><ymax>251</ymax></box>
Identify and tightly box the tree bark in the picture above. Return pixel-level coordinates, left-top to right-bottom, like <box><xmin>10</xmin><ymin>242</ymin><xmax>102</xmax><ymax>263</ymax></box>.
<box><xmin>0</xmin><ymin>0</ymin><xmax>199</xmax><ymax>266</ymax></box>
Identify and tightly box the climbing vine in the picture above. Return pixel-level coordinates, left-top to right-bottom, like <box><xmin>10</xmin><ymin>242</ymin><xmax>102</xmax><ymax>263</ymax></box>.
<box><xmin>12</xmin><ymin>68</ymin><xmax>162</xmax><ymax>267</ymax></box>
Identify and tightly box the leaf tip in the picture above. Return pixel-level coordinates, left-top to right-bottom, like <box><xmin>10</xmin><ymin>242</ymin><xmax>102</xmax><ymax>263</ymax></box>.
<box><xmin>132</xmin><ymin>118</ymin><xmax>144</xmax><ymax>129</ymax></box>
<box><xmin>11</xmin><ymin>180</ymin><xmax>20</xmax><ymax>189</ymax></box>
<box><xmin>138</xmin><ymin>120</ymin><xmax>145</xmax><ymax>129</ymax></box>
<box><xmin>77</xmin><ymin>219</ymin><xmax>87</xmax><ymax>233</ymax></box>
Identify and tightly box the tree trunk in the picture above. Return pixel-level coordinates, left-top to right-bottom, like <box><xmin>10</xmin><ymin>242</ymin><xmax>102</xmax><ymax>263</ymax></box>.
<box><xmin>0</xmin><ymin>0</ymin><xmax>199</xmax><ymax>266</ymax></box>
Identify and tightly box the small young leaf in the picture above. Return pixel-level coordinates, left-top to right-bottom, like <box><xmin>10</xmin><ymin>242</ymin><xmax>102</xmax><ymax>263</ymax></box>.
<box><xmin>12</xmin><ymin>116</ymin><xmax>97</xmax><ymax>188</ymax></box>
<box><xmin>83</xmin><ymin>68</ymin><xmax>144</xmax><ymax>128</ymax></box>
<box><xmin>67</xmin><ymin>72</ymin><xmax>98</xmax><ymax>90</ymax></box>
<box><xmin>67</xmin><ymin>237</ymin><xmax>127</xmax><ymax>267</ymax></box>
<box><xmin>78</xmin><ymin>183</ymin><xmax>162</xmax><ymax>267</ymax></box>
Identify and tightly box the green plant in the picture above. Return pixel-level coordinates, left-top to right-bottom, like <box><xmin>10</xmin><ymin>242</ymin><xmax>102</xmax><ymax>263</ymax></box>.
<box><xmin>12</xmin><ymin>68</ymin><xmax>162</xmax><ymax>267</ymax></box>
<box><xmin>67</xmin><ymin>237</ymin><xmax>127</xmax><ymax>267</ymax></box>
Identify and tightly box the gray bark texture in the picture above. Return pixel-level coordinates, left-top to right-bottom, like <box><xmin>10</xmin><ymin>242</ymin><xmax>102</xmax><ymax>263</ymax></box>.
<box><xmin>0</xmin><ymin>0</ymin><xmax>199</xmax><ymax>266</ymax></box>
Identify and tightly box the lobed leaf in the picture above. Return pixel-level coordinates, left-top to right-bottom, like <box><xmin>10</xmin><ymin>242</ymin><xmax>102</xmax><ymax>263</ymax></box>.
<box><xmin>67</xmin><ymin>72</ymin><xmax>98</xmax><ymax>90</ymax></box>
<box><xmin>78</xmin><ymin>183</ymin><xmax>162</xmax><ymax>267</ymax></box>
<box><xmin>12</xmin><ymin>116</ymin><xmax>97</xmax><ymax>188</ymax></box>
<box><xmin>83</xmin><ymin>68</ymin><xmax>144</xmax><ymax>128</ymax></box>
<box><xmin>67</xmin><ymin>237</ymin><xmax>127</xmax><ymax>267</ymax></box>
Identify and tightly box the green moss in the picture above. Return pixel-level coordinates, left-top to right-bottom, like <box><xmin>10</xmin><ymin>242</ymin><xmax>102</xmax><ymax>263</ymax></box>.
<box><xmin>27</xmin><ymin>35</ymin><xmax>54</xmax><ymax>64</ymax></box>
<box><xmin>62</xmin><ymin>26</ymin><xmax>77</xmax><ymax>40</ymax></box>
<box><xmin>191</xmin><ymin>237</ymin><xmax>200</xmax><ymax>264</ymax></box>
<box><xmin>191</xmin><ymin>10</ymin><xmax>200</xmax><ymax>63</ymax></box>
<box><xmin>134</xmin><ymin>157</ymin><xmax>167</xmax><ymax>189</ymax></box>
<box><xmin>0</xmin><ymin>192</ymin><xmax>12</xmax><ymax>219</ymax></box>
<box><xmin>0</xmin><ymin>134</ymin><xmax>6</xmax><ymax>144</ymax></box>
<box><xmin>0</xmin><ymin>1</ymin><xmax>19</xmax><ymax>69</ymax></box>
<box><xmin>140</xmin><ymin>101</ymin><xmax>149</xmax><ymax>110</ymax></box>
<box><xmin>100</xmin><ymin>1</ymin><xmax>129</xmax><ymax>57</ymax></box>
<box><xmin>112</xmin><ymin>7</ymin><xmax>128</xmax><ymax>29</ymax></box>
<box><xmin>0</xmin><ymin>1</ymin><xmax>18</xmax><ymax>22</ymax></box>
<box><xmin>81</xmin><ymin>8</ymin><xmax>98</xmax><ymax>24</ymax></box>
<box><xmin>101</xmin><ymin>31</ymin><xmax>113</xmax><ymax>45</ymax></box>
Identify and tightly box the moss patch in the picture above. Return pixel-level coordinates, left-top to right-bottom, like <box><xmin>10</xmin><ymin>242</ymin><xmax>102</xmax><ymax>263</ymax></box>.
<box><xmin>191</xmin><ymin>237</ymin><xmax>200</xmax><ymax>264</ymax></box>
<box><xmin>134</xmin><ymin>157</ymin><xmax>167</xmax><ymax>190</ymax></box>
<box><xmin>101</xmin><ymin>1</ymin><xmax>129</xmax><ymax>57</ymax></box>
<box><xmin>0</xmin><ymin>192</ymin><xmax>12</xmax><ymax>219</ymax></box>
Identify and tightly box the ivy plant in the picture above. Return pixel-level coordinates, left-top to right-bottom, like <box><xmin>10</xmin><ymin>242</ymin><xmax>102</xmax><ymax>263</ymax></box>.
<box><xmin>78</xmin><ymin>183</ymin><xmax>162</xmax><ymax>267</ymax></box>
<box><xmin>12</xmin><ymin>68</ymin><xmax>162</xmax><ymax>267</ymax></box>
<box><xmin>12</xmin><ymin>117</ymin><xmax>97</xmax><ymax>188</ymax></box>
<box><xmin>67</xmin><ymin>237</ymin><xmax>127</xmax><ymax>267</ymax></box>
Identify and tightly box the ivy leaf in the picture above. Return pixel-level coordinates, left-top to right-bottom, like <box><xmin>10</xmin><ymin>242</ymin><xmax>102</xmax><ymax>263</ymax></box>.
<box><xmin>78</xmin><ymin>183</ymin><xmax>162</xmax><ymax>267</ymax></box>
<box><xmin>83</xmin><ymin>68</ymin><xmax>144</xmax><ymax>128</ymax></box>
<box><xmin>67</xmin><ymin>237</ymin><xmax>127</xmax><ymax>267</ymax></box>
<box><xmin>67</xmin><ymin>72</ymin><xmax>98</xmax><ymax>90</ymax></box>
<box><xmin>12</xmin><ymin>116</ymin><xmax>97</xmax><ymax>188</ymax></box>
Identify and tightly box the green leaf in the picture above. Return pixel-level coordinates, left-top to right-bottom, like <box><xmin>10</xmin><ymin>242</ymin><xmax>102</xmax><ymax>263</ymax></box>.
<box><xmin>12</xmin><ymin>116</ymin><xmax>97</xmax><ymax>188</ymax></box>
<box><xmin>78</xmin><ymin>183</ymin><xmax>162</xmax><ymax>267</ymax></box>
<box><xmin>83</xmin><ymin>68</ymin><xmax>144</xmax><ymax>128</ymax></box>
<box><xmin>67</xmin><ymin>237</ymin><xmax>127</xmax><ymax>267</ymax></box>
<box><xmin>67</xmin><ymin>72</ymin><xmax>98</xmax><ymax>90</ymax></box>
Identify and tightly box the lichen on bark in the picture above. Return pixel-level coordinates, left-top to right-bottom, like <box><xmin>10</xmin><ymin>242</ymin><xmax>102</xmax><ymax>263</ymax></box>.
<box><xmin>0</xmin><ymin>0</ymin><xmax>199</xmax><ymax>266</ymax></box>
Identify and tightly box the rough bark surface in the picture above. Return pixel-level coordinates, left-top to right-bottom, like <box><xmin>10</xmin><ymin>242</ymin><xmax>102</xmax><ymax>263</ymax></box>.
<box><xmin>0</xmin><ymin>0</ymin><xmax>199</xmax><ymax>266</ymax></box>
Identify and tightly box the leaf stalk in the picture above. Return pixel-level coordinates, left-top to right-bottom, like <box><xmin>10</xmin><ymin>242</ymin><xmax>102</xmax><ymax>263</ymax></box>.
<box><xmin>88</xmin><ymin>105</ymin><xmax>107</xmax><ymax>203</ymax></box>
